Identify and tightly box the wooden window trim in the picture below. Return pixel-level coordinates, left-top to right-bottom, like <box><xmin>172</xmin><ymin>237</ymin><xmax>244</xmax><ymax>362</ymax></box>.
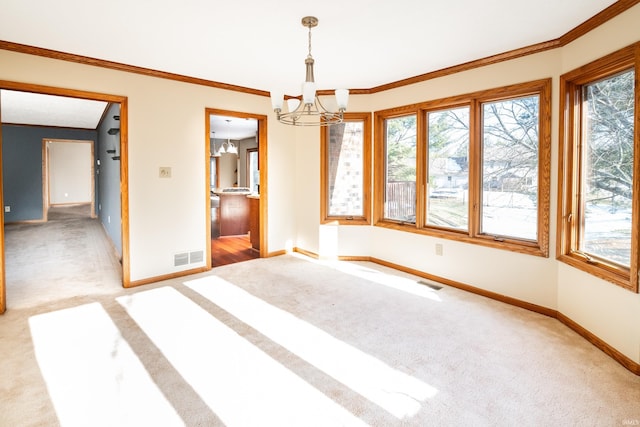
<box><xmin>472</xmin><ymin>80</ymin><xmax>552</xmax><ymax>256</ymax></box>
<box><xmin>320</xmin><ymin>112</ymin><xmax>372</xmax><ymax>225</ymax></box>
<box><xmin>373</xmin><ymin>108</ymin><xmax>419</xmax><ymax>228</ymax></box>
<box><xmin>246</xmin><ymin>147</ymin><xmax>258</xmax><ymax>192</ymax></box>
<box><xmin>374</xmin><ymin>79</ymin><xmax>551</xmax><ymax>257</ymax></box>
<box><xmin>557</xmin><ymin>42</ymin><xmax>640</xmax><ymax>292</ymax></box>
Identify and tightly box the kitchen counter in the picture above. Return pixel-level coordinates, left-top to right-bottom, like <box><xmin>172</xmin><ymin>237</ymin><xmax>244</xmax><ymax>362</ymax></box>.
<box><xmin>217</xmin><ymin>192</ymin><xmax>250</xmax><ymax>236</ymax></box>
<box><xmin>248</xmin><ymin>195</ymin><xmax>260</xmax><ymax>250</ymax></box>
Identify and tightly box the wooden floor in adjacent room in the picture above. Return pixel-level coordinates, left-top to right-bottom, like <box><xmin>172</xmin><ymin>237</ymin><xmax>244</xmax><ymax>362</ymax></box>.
<box><xmin>211</xmin><ymin>234</ymin><xmax>259</xmax><ymax>267</ymax></box>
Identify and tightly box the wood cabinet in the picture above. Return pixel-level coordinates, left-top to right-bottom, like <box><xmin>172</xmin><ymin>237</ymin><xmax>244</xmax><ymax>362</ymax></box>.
<box><xmin>248</xmin><ymin>195</ymin><xmax>260</xmax><ymax>250</ymax></box>
<box><xmin>218</xmin><ymin>193</ymin><xmax>250</xmax><ymax>236</ymax></box>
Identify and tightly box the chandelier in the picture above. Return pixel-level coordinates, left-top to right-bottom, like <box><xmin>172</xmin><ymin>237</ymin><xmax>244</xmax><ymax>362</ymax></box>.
<box><xmin>270</xmin><ymin>16</ymin><xmax>349</xmax><ymax>126</ymax></box>
<box><xmin>212</xmin><ymin>138</ymin><xmax>237</xmax><ymax>156</ymax></box>
<box><xmin>211</xmin><ymin>120</ymin><xmax>238</xmax><ymax>156</ymax></box>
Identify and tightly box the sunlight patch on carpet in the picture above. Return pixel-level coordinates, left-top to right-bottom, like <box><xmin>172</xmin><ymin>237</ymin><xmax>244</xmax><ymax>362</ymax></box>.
<box><xmin>29</xmin><ymin>303</ymin><xmax>184</xmax><ymax>427</ymax></box>
<box><xmin>331</xmin><ymin>261</ymin><xmax>443</xmax><ymax>301</ymax></box>
<box><xmin>185</xmin><ymin>276</ymin><xmax>438</xmax><ymax>419</ymax></box>
<box><xmin>117</xmin><ymin>286</ymin><xmax>366</xmax><ymax>426</ymax></box>
<box><xmin>294</xmin><ymin>254</ymin><xmax>443</xmax><ymax>302</ymax></box>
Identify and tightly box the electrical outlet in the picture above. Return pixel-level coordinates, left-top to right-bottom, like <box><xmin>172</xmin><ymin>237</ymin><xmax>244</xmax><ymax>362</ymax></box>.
<box><xmin>435</xmin><ymin>243</ymin><xmax>443</xmax><ymax>256</ymax></box>
<box><xmin>4</xmin><ymin>206</ymin><xmax>10</xmax><ymax>213</ymax></box>
<box><xmin>159</xmin><ymin>166</ymin><xmax>172</xmax><ymax>178</ymax></box>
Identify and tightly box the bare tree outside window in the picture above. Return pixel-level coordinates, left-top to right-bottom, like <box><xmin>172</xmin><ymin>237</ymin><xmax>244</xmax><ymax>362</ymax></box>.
<box><xmin>559</xmin><ymin>47</ymin><xmax>637</xmax><ymax>290</ymax></box>
<box><xmin>582</xmin><ymin>70</ymin><xmax>635</xmax><ymax>266</ymax></box>
<box><xmin>375</xmin><ymin>78</ymin><xmax>549</xmax><ymax>256</ymax></box>
<box><xmin>481</xmin><ymin>95</ymin><xmax>540</xmax><ymax>240</ymax></box>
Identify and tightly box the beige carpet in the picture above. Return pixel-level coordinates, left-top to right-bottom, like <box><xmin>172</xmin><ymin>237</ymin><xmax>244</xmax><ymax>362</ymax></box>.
<box><xmin>4</xmin><ymin>204</ymin><xmax>122</xmax><ymax>310</ymax></box>
<box><xmin>1</xmin><ymin>246</ymin><xmax>639</xmax><ymax>425</ymax></box>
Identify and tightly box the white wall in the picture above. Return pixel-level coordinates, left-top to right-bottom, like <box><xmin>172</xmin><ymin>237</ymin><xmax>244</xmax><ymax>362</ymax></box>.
<box><xmin>48</xmin><ymin>140</ymin><xmax>92</xmax><ymax>205</ymax></box>
<box><xmin>294</xmin><ymin>125</ymin><xmax>321</xmax><ymax>252</ymax></box>
<box><xmin>1</xmin><ymin>4</ymin><xmax>639</xmax><ymax>364</ymax></box>
<box><xmin>295</xmin><ymin>50</ymin><xmax>562</xmax><ymax>308</ymax></box>
<box><xmin>217</xmin><ymin>153</ymin><xmax>237</xmax><ymax>189</ymax></box>
<box><xmin>293</xmin><ymin>4</ymin><xmax>640</xmax><ymax>364</ymax></box>
<box><xmin>0</xmin><ymin>49</ymin><xmax>297</xmax><ymax>281</ymax></box>
<box><xmin>555</xmin><ymin>4</ymin><xmax>640</xmax><ymax>365</ymax></box>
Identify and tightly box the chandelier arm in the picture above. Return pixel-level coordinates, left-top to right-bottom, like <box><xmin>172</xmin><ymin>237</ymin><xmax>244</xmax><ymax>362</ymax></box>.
<box><xmin>313</xmin><ymin>96</ymin><xmax>330</xmax><ymax>113</ymax></box>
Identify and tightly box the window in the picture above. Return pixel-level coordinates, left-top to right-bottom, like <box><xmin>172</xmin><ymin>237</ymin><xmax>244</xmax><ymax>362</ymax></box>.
<box><xmin>558</xmin><ymin>44</ymin><xmax>639</xmax><ymax>292</ymax></box>
<box><xmin>247</xmin><ymin>148</ymin><xmax>259</xmax><ymax>193</ymax></box>
<box><xmin>210</xmin><ymin>157</ymin><xmax>218</xmax><ymax>189</ymax></box>
<box><xmin>374</xmin><ymin>79</ymin><xmax>551</xmax><ymax>256</ymax></box>
<box><xmin>427</xmin><ymin>107</ymin><xmax>469</xmax><ymax>230</ymax></box>
<box><xmin>321</xmin><ymin>113</ymin><xmax>371</xmax><ymax>224</ymax></box>
<box><xmin>384</xmin><ymin>114</ymin><xmax>417</xmax><ymax>223</ymax></box>
<box><xmin>480</xmin><ymin>95</ymin><xmax>540</xmax><ymax>241</ymax></box>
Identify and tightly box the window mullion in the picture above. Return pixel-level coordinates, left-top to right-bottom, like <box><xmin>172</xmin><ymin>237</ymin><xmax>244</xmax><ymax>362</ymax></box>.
<box><xmin>467</xmin><ymin>100</ymin><xmax>481</xmax><ymax>238</ymax></box>
<box><xmin>565</xmin><ymin>84</ymin><xmax>582</xmax><ymax>257</ymax></box>
<box><xmin>569</xmin><ymin>86</ymin><xmax>581</xmax><ymax>255</ymax></box>
<box><xmin>415</xmin><ymin>110</ymin><xmax>427</xmax><ymax>228</ymax></box>
<box><xmin>630</xmin><ymin>67</ymin><xmax>640</xmax><ymax>290</ymax></box>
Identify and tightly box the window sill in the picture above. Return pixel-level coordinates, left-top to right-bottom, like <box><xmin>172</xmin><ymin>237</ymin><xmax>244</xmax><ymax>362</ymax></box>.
<box><xmin>557</xmin><ymin>254</ymin><xmax>637</xmax><ymax>293</ymax></box>
<box><xmin>374</xmin><ymin>219</ymin><xmax>549</xmax><ymax>257</ymax></box>
<box><xmin>321</xmin><ymin>217</ymin><xmax>371</xmax><ymax>226</ymax></box>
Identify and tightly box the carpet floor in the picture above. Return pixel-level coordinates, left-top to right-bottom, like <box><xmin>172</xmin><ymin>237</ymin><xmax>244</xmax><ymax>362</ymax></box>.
<box><xmin>1</xmin><ymin>246</ymin><xmax>639</xmax><ymax>425</ymax></box>
<box><xmin>3</xmin><ymin>204</ymin><xmax>122</xmax><ymax>310</ymax></box>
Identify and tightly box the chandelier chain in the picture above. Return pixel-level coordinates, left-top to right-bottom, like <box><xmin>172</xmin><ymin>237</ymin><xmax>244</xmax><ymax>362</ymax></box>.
<box><xmin>307</xmin><ymin>24</ymin><xmax>312</xmax><ymax>58</ymax></box>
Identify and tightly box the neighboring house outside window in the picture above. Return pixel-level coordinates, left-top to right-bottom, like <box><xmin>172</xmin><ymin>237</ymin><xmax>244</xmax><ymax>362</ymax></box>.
<box><xmin>374</xmin><ymin>79</ymin><xmax>551</xmax><ymax>257</ymax></box>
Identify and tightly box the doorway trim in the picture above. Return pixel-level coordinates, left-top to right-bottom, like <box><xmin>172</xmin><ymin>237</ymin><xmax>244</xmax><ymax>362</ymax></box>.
<box><xmin>0</xmin><ymin>80</ymin><xmax>130</xmax><ymax>313</ymax></box>
<box><xmin>42</xmin><ymin>138</ymin><xmax>96</xmax><ymax>221</ymax></box>
<box><xmin>205</xmin><ymin>108</ymin><xmax>268</xmax><ymax>267</ymax></box>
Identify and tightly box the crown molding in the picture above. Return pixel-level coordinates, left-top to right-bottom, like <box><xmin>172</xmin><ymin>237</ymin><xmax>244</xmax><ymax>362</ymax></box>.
<box><xmin>1</xmin><ymin>0</ymin><xmax>638</xmax><ymax>96</ymax></box>
<box><xmin>0</xmin><ymin>40</ymin><xmax>270</xmax><ymax>97</ymax></box>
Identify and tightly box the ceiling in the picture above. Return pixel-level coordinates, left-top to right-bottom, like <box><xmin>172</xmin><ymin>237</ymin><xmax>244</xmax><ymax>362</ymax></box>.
<box><xmin>210</xmin><ymin>115</ymin><xmax>258</xmax><ymax>141</ymax></box>
<box><xmin>0</xmin><ymin>0</ymin><xmax>620</xmax><ymax>133</ymax></box>
<box><xmin>0</xmin><ymin>90</ymin><xmax>108</xmax><ymax>129</ymax></box>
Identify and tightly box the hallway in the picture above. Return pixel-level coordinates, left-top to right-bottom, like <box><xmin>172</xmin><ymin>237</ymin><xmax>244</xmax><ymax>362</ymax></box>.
<box><xmin>3</xmin><ymin>204</ymin><xmax>122</xmax><ymax>310</ymax></box>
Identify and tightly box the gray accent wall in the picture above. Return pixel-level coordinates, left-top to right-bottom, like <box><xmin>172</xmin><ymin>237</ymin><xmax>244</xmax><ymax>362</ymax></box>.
<box><xmin>1</xmin><ymin>125</ymin><xmax>97</xmax><ymax>222</ymax></box>
<box><xmin>96</xmin><ymin>103</ymin><xmax>122</xmax><ymax>256</ymax></box>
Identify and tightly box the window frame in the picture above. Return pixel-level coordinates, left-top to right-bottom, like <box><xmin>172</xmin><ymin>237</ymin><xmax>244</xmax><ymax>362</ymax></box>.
<box><xmin>320</xmin><ymin>112</ymin><xmax>372</xmax><ymax>225</ymax></box>
<box><xmin>246</xmin><ymin>147</ymin><xmax>259</xmax><ymax>193</ymax></box>
<box><xmin>210</xmin><ymin>156</ymin><xmax>219</xmax><ymax>189</ymax></box>
<box><xmin>557</xmin><ymin>43</ymin><xmax>640</xmax><ymax>292</ymax></box>
<box><xmin>381</xmin><ymin>111</ymin><xmax>419</xmax><ymax>225</ymax></box>
<box><xmin>374</xmin><ymin>79</ymin><xmax>551</xmax><ymax>257</ymax></box>
<box><xmin>424</xmin><ymin>103</ymin><xmax>471</xmax><ymax>233</ymax></box>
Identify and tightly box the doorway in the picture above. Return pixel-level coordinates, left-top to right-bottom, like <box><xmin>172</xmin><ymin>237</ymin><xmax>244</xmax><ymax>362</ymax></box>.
<box><xmin>0</xmin><ymin>82</ymin><xmax>130</xmax><ymax>313</ymax></box>
<box><xmin>205</xmin><ymin>109</ymin><xmax>267</xmax><ymax>268</ymax></box>
<box><xmin>44</xmin><ymin>139</ymin><xmax>95</xmax><ymax>220</ymax></box>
